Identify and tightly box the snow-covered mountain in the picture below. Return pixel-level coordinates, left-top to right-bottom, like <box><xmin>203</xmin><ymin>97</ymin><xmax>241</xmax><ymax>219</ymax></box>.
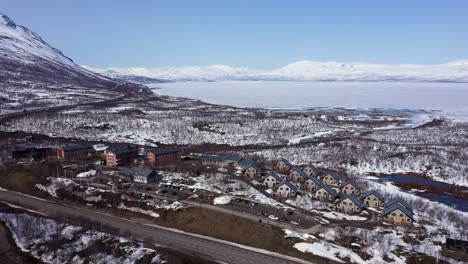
<box><xmin>87</xmin><ymin>60</ymin><xmax>468</xmax><ymax>83</ymax></box>
<box><xmin>0</xmin><ymin>13</ymin><xmax>150</xmax><ymax>112</ymax></box>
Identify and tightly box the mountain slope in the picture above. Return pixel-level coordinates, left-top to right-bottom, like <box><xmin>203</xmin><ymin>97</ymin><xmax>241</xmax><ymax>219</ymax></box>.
<box><xmin>0</xmin><ymin>13</ymin><xmax>151</xmax><ymax>113</ymax></box>
<box><xmin>89</xmin><ymin>60</ymin><xmax>468</xmax><ymax>83</ymax></box>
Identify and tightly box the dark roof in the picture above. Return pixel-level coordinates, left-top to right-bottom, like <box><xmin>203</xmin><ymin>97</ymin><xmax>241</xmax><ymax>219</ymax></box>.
<box><xmin>383</xmin><ymin>203</ymin><xmax>415</xmax><ymax>221</ymax></box>
<box><xmin>304</xmin><ymin>175</ymin><xmax>322</xmax><ymax>185</ymax></box>
<box><xmin>337</xmin><ymin>195</ymin><xmax>365</xmax><ymax>208</ymax></box>
<box><xmin>262</xmin><ymin>171</ymin><xmax>283</xmax><ymax>182</ymax></box>
<box><xmin>121</xmin><ymin>167</ymin><xmax>157</xmax><ymax>178</ymax></box>
<box><xmin>150</xmin><ymin>148</ymin><xmax>181</xmax><ymax>155</ymax></box>
<box><xmin>316</xmin><ymin>185</ymin><xmax>338</xmax><ymax>198</ymax></box>
<box><xmin>134</xmin><ymin>156</ymin><xmax>149</xmax><ymax>161</ymax></box>
<box><xmin>110</xmin><ymin>146</ymin><xmax>138</xmax><ymax>155</ymax></box>
<box><xmin>242</xmin><ymin>163</ymin><xmax>260</xmax><ymax>172</ymax></box>
<box><xmin>239</xmin><ymin>158</ymin><xmax>257</xmax><ymax>167</ymax></box>
<box><xmin>360</xmin><ymin>190</ymin><xmax>385</xmax><ymax>202</ymax></box>
<box><xmin>339</xmin><ymin>179</ymin><xmax>361</xmax><ymax>190</ymax></box>
<box><xmin>278</xmin><ymin>159</ymin><xmax>293</xmax><ymax>168</ymax></box>
<box><xmin>273</xmin><ymin>180</ymin><xmax>299</xmax><ymax>193</ymax></box>
<box><xmin>290</xmin><ymin>167</ymin><xmax>309</xmax><ymax>178</ymax></box>
<box><xmin>200</xmin><ymin>154</ymin><xmax>243</xmax><ymax>163</ymax></box>
<box><xmin>321</xmin><ymin>172</ymin><xmax>341</xmax><ymax>182</ymax></box>
<box><xmin>304</xmin><ymin>163</ymin><xmax>320</xmax><ymax>173</ymax></box>
<box><xmin>385</xmin><ymin>198</ymin><xmax>412</xmax><ymax>210</ymax></box>
<box><xmin>61</xmin><ymin>144</ymin><xmax>93</xmax><ymax>151</ymax></box>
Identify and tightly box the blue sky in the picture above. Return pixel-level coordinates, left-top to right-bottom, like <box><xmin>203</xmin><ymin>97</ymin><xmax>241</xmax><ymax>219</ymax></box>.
<box><xmin>2</xmin><ymin>0</ymin><xmax>468</xmax><ymax>69</ymax></box>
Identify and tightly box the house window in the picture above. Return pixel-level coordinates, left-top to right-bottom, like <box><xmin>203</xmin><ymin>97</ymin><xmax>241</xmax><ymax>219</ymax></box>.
<box><xmin>400</xmin><ymin>214</ymin><xmax>403</xmax><ymax>217</ymax></box>
<box><xmin>373</xmin><ymin>198</ymin><xmax>377</xmax><ymax>201</ymax></box>
<box><xmin>280</xmin><ymin>187</ymin><xmax>283</xmax><ymax>190</ymax></box>
<box><xmin>392</xmin><ymin>213</ymin><xmax>396</xmax><ymax>216</ymax></box>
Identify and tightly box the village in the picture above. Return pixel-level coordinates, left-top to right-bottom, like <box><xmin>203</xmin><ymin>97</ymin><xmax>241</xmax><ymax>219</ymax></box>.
<box><xmin>9</xmin><ymin>141</ymin><xmax>415</xmax><ymax>227</ymax></box>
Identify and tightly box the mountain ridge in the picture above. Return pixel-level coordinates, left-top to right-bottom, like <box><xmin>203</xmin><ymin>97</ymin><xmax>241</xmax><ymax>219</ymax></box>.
<box><xmin>86</xmin><ymin>60</ymin><xmax>468</xmax><ymax>83</ymax></box>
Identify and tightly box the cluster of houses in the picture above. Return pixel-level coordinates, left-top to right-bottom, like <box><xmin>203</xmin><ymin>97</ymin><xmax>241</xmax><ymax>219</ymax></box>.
<box><xmin>271</xmin><ymin>159</ymin><xmax>415</xmax><ymax>225</ymax></box>
<box><xmin>202</xmin><ymin>155</ymin><xmax>414</xmax><ymax>225</ymax></box>
<box><xmin>56</xmin><ymin>144</ymin><xmax>182</xmax><ymax>168</ymax></box>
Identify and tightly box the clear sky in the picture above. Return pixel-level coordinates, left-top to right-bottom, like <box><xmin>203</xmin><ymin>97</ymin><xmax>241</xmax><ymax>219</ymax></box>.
<box><xmin>2</xmin><ymin>0</ymin><xmax>468</xmax><ymax>69</ymax></box>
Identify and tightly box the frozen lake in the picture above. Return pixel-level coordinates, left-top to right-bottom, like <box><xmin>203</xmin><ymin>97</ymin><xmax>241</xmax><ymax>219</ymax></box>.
<box><xmin>151</xmin><ymin>81</ymin><xmax>468</xmax><ymax>118</ymax></box>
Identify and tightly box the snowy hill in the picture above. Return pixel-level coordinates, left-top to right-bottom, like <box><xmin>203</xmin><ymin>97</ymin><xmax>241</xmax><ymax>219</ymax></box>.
<box><xmin>0</xmin><ymin>13</ymin><xmax>150</xmax><ymax>113</ymax></box>
<box><xmin>88</xmin><ymin>60</ymin><xmax>468</xmax><ymax>83</ymax></box>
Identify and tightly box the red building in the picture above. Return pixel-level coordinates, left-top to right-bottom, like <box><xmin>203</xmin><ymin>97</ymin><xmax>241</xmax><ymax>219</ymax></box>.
<box><xmin>147</xmin><ymin>148</ymin><xmax>182</xmax><ymax>167</ymax></box>
<box><xmin>57</xmin><ymin>145</ymin><xmax>94</xmax><ymax>160</ymax></box>
<box><xmin>106</xmin><ymin>146</ymin><xmax>139</xmax><ymax>167</ymax></box>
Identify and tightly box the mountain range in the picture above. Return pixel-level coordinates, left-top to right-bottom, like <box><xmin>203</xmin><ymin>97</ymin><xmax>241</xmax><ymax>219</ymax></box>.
<box><xmin>85</xmin><ymin>60</ymin><xmax>468</xmax><ymax>83</ymax></box>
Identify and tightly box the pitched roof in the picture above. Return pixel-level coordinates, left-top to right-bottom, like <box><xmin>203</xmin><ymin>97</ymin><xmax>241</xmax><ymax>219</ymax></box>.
<box><xmin>339</xmin><ymin>179</ymin><xmax>361</xmax><ymax>190</ymax></box>
<box><xmin>385</xmin><ymin>198</ymin><xmax>412</xmax><ymax>210</ymax></box>
<box><xmin>304</xmin><ymin>175</ymin><xmax>322</xmax><ymax>185</ymax></box>
<box><xmin>261</xmin><ymin>171</ymin><xmax>283</xmax><ymax>182</ymax></box>
<box><xmin>121</xmin><ymin>167</ymin><xmax>157</xmax><ymax>178</ymax></box>
<box><xmin>273</xmin><ymin>180</ymin><xmax>299</xmax><ymax>193</ymax></box>
<box><xmin>383</xmin><ymin>203</ymin><xmax>415</xmax><ymax>221</ymax></box>
<box><xmin>242</xmin><ymin>163</ymin><xmax>261</xmax><ymax>173</ymax></box>
<box><xmin>337</xmin><ymin>195</ymin><xmax>365</xmax><ymax>208</ymax></box>
<box><xmin>321</xmin><ymin>172</ymin><xmax>341</xmax><ymax>182</ymax></box>
<box><xmin>150</xmin><ymin>147</ymin><xmax>181</xmax><ymax>155</ymax></box>
<box><xmin>61</xmin><ymin>144</ymin><xmax>93</xmax><ymax>151</ymax></box>
<box><xmin>316</xmin><ymin>185</ymin><xmax>338</xmax><ymax>198</ymax></box>
<box><xmin>304</xmin><ymin>163</ymin><xmax>320</xmax><ymax>173</ymax></box>
<box><xmin>290</xmin><ymin>167</ymin><xmax>308</xmax><ymax>178</ymax></box>
<box><xmin>359</xmin><ymin>190</ymin><xmax>385</xmax><ymax>202</ymax></box>
<box><xmin>278</xmin><ymin>158</ymin><xmax>293</xmax><ymax>168</ymax></box>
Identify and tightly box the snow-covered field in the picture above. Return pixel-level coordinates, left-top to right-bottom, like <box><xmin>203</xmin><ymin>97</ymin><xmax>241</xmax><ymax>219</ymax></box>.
<box><xmin>152</xmin><ymin>81</ymin><xmax>468</xmax><ymax>121</ymax></box>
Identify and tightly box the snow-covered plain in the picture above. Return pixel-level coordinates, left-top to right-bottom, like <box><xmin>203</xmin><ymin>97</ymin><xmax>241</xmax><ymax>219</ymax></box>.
<box><xmin>152</xmin><ymin>81</ymin><xmax>468</xmax><ymax>120</ymax></box>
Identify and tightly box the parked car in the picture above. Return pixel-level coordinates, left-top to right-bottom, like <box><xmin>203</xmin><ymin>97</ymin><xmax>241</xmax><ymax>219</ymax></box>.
<box><xmin>268</xmin><ymin>215</ymin><xmax>279</xmax><ymax>221</ymax></box>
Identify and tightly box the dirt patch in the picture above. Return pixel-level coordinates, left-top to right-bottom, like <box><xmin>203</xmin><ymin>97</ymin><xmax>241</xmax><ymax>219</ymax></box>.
<box><xmin>155</xmin><ymin>207</ymin><xmax>336</xmax><ymax>263</ymax></box>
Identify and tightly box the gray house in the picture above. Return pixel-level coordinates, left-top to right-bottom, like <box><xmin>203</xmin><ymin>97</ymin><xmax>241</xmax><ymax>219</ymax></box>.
<box><xmin>121</xmin><ymin>167</ymin><xmax>161</xmax><ymax>184</ymax></box>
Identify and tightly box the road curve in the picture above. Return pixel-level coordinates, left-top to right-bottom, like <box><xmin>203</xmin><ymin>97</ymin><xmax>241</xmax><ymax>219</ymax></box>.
<box><xmin>0</xmin><ymin>189</ymin><xmax>313</xmax><ymax>264</ymax></box>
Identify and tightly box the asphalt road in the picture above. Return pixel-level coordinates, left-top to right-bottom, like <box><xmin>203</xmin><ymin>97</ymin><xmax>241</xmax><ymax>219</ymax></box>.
<box><xmin>0</xmin><ymin>189</ymin><xmax>313</xmax><ymax>264</ymax></box>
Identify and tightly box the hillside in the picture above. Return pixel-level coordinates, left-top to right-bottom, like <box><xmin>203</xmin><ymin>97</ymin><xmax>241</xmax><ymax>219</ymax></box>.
<box><xmin>0</xmin><ymin>13</ymin><xmax>151</xmax><ymax>113</ymax></box>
